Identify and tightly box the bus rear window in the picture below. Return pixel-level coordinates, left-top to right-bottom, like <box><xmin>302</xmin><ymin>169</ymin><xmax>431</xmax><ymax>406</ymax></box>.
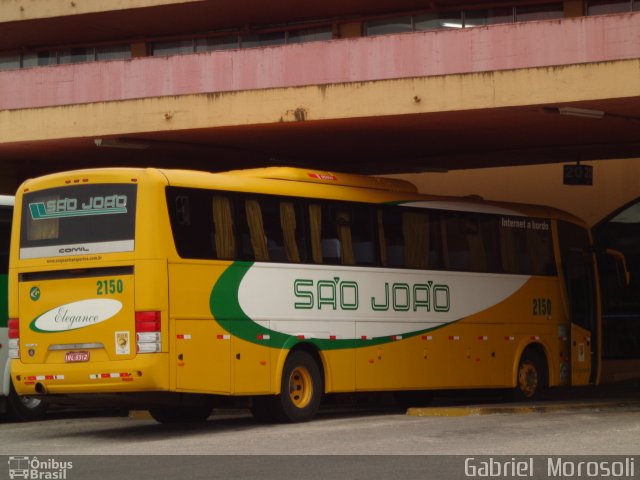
<box><xmin>20</xmin><ymin>184</ymin><xmax>137</xmax><ymax>259</ymax></box>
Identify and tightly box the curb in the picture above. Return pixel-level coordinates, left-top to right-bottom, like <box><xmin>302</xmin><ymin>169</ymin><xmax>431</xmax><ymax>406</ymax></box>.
<box><xmin>128</xmin><ymin>410</ymin><xmax>153</xmax><ymax>420</ymax></box>
<box><xmin>406</xmin><ymin>400</ymin><xmax>639</xmax><ymax>417</ymax></box>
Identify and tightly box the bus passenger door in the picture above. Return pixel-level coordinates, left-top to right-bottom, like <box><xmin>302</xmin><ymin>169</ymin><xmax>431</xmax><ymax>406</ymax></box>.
<box><xmin>557</xmin><ymin>222</ymin><xmax>598</xmax><ymax>386</ymax></box>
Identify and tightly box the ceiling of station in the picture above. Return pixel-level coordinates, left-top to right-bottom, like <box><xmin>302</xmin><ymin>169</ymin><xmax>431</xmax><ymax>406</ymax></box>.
<box><xmin>2</xmin><ymin>96</ymin><xmax>639</xmax><ymax>182</ymax></box>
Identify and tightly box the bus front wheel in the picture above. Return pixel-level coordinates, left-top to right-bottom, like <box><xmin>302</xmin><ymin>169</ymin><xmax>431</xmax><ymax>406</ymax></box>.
<box><xmin>512</xmin><ymin>349</ymin><xmax>547</xmax><ymax>401</ymax></box>
<box><xmin>272</xmin><ymin>350</ymin><xmax>323</xmax><ymax>423</ymax></box>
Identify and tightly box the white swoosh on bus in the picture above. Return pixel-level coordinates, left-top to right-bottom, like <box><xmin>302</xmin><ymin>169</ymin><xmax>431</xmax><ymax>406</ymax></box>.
<box><xmin>32</xmin><ymin>299</ymin><xmax>123</xmax><ymax>332</ymax></box>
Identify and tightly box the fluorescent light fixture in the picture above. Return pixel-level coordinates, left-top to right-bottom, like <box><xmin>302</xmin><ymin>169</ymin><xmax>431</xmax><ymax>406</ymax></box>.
<box><xmin>558</xmin><ymin>107</ymin><xmax>605</xmax><ymax>119</ymax></box>
<box><xmin>94</xmin><ymin>138</ymin><xmax>150</xmax><ymax>150</ymax></box>
<box><xmin>442</xmin><ymin>22</ymin><xmax>463</xmax><ymax>28</ymax></box>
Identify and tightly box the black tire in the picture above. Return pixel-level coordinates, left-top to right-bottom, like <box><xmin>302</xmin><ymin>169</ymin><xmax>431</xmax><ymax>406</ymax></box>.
<box><xmin>148</xmin><ymin>404</ymin><xmax>213</xmax><ymax>424</ymax></box>
<box><xmin>270</xmin><ymin>350</ymin><xmax>323</xmax><ymax>423</ymax></box>
<box><xmin>7</xmin><ymin>381</ymin><xmax>48</xmax><ymax>421</ymax></box>
<box><xmin>512</xmin><ymin>349</ymin><xmax>547</xmax><ymax>401</ymax></box>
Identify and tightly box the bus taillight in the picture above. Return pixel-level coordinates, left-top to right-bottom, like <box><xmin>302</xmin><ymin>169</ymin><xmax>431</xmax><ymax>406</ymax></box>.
<box><xmin>135</xmin><ymin>311</ymin><xmax>161</xmax><ymax>354</ymax></box>
<box><xmin>8</xmin><ymin>318</ymin><xmax>20</xmax><ymax>359</ymax></box>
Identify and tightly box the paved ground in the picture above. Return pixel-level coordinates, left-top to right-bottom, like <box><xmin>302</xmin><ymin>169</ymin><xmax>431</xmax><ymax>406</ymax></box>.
<box><xmin>1</xmin><ymin>384</ymin><xmax>638</xmax><ymax>479</ymax></box>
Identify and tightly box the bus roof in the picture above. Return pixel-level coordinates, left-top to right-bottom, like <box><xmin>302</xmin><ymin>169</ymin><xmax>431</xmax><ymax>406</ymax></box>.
<box><xmin>226</xmin><ymin>167</ymin><xmax>418</xmax><ymax>193</ymax></box>
<box><xmin>17</xmin><ymin>167</ymin><xmax>584</xmax><ymax>225</ymax></box>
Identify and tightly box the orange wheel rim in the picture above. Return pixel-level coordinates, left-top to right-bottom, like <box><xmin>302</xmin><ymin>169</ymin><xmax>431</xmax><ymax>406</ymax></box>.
<box><xmin>518</xmin><ymin>360</ymin><xmax>538</xmax><ymax>398</ymax></box>
<box><xmin>289</xmin><ymin>366</ymin><xmax>313</xmax><ymax>408</ymax></box>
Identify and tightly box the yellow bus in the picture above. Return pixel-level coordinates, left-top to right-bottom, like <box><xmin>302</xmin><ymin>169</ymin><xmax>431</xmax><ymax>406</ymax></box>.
<box><xmin>9</xmin><ymin>167</ymin><xmax>602</xmax><ymax>423</ymax></box>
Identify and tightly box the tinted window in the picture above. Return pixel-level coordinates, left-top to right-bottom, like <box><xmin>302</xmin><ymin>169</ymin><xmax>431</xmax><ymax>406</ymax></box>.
<box><xmin>20</xmin><ymin>184</ymin><xmax>137</xmax><ymax>259</ymax></box>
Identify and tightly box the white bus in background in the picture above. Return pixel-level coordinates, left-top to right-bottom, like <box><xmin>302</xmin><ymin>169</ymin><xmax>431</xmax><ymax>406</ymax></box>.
<box><xmin>0</xmin><ymin>195</ymin><xmax>47</xmax><ymax>420</ymax></box>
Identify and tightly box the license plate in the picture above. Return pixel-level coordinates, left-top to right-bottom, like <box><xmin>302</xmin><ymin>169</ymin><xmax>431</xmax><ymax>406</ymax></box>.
<box><xmin>65</xmin><ymin>351</ymin><xmax>90</xmax><ymax>363</ymax></box>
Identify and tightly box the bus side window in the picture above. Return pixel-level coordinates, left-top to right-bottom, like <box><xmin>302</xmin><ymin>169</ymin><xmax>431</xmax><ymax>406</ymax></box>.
<box><xmin>175</xmin><ymin>196</ymin><xmax>191</xmax><ymax>225</ymax></box>
<box><xmin>308</xmin><ymin>203</ymin><xmax>323</xmax><ymax>264</ymax></box>
<box><xmin>499</xmin><ymin>217</ymin><xmax>555</xmax><ymax>275</ymax></box>
<box><xmin>244</xmin><ymin>199</ymin><xmax>269</xmax><ymax>262</ymax></box>
<box><xmin>527</xmin><ymin>225</ymin><xmax>556</xmax><ymax>275</ymax></box>
<box><xmin>332</xmin><ymin>208</ymin><xmax>353</xmax><ymax>265</ymax></box>
<box><xmin>350</xmin><ymin>205</ymin><xmax>376</xmax><ymax>266</ymax></box>
<box><xmin>379</xmin><ymin>208</ymin><xmax>404</xmax><ymax>268</ymax></box>
<box><xmin>403</xmin><ymin>211</ymin><xmax>430</xmax><ymax>269</ymax></box>
<box><xmin>279</xmin><ymin>201</ymin><xmax>301</xmax><ymax>263</ymax></box>
<box><xmin>443</xmin><ymin>215</ymin><xmax>474</xmax><ymax>271</ymax></box>
<box><xmin>212</xmin><ymin>195</ymin><xmax>236</xmax><ymax>260</ymax></box>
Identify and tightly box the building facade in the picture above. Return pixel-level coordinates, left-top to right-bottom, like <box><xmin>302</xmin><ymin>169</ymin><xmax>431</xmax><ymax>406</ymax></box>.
<box><xmin>0</xmin><ymin>0</ymin><xmax>639</xmax><ymax>195</ymax></box>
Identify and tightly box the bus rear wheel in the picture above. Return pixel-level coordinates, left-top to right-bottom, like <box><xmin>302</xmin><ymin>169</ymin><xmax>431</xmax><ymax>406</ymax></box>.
<box><xmin>258</xmin><ymin>350</ymin><xmax>323</xmax><ymax>423</ymax></box>
<box><xmin>7</xmin><ymin>381</ymin><xmax>48</xmax><ymax>421</ymax></box>
<box><xmin>512</xmin><ymin>350</ymin><xmax>546</xmax><ymax>401</ymax></box>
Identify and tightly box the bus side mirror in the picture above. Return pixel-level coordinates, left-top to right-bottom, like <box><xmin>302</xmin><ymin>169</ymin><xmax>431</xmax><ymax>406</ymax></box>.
<box><xmin>604</xmin><ymin>248</ymin><xmax>631</xmax><ymax>287</ymax></box>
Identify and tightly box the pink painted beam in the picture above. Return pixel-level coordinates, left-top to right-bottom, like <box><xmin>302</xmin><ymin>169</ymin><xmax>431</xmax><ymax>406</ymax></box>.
<box><xmin>1</xmin><ymin>13</ymin><xmax>639</xmax><ymax>110</ymax></box>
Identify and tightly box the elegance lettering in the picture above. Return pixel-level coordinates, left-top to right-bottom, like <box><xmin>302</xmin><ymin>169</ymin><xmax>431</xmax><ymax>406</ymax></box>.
<box><xmin>54</xmin><ymin>308</ymin><xmax>100</xmax><ymax>329</ymax></box>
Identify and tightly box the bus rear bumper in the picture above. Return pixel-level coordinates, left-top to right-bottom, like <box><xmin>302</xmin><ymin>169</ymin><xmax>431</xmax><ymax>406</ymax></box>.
<box><xmin>11</xmin><ymin>354</ymin><xmax>170</xmax><ymax>396</ymax></box>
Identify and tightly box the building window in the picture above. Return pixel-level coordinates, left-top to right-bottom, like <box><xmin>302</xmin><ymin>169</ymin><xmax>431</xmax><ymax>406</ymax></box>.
<box><xmin>152</xmin><ymin>40</ymin><xmax>195</xmax><ymax>56</ymax></box>
<box><xmin>365</xmin><ymin>16</ymin><xmax>412</xmax><ymax>36</ymax></box>
<box><xmin>22</xmin><ymin>51</ymin><xmax>58</xmax><ymax>68</ymax></box>
<box><xmin>586</xmin><ymin>0</ymin><xmax>633</xmax><ymax>15</ymax></box>
<box><xmin>59</xmin><ymin>47</ymin><xmax>96</xmax><ymax>64</ymax></box>
<box><xmin>195</xmin><ymin>35</ymin><xmax>240</xmax><ymax>52</ymax></box>
<box><xmin>464</xmin><ymin>7</ymin><xmax>515</xmax><ymax>26</ymax></box>
<box><xmin>415</xmin><ymin>12</ymin><xmax>463</xmax><ymax>30</ymax></box>
<box><xmin>241</xmin><ymin>31</ymin><xmax>286</xmax><ymax>49</ymax></box>
<box><xmin>0</xmin><ymin>53</ymin><xmax>20</xmax><ymax>71</ymax></box>
<box><xmin>287</xmin><ymin>27</ymin><xmax>332</xmax><ymax>44</ymax></box>
<box><xmin>96</xmin><ymin>45</ymin><xmax>132</xmax><ymax>61</ymax></box>
<box><xmin>515</xmin><ymin>3</ymin><xmax>563</xmax><ymax>21</ymax></box>
<box><xmin>364</xmin><ymin>2</ymin><xmax>567</xmax><ymax>35</ymax></box>
<box><xmin>152</xmin><ymin>25</ymin><xmax>332</xmax><ymax>57</ymax></box>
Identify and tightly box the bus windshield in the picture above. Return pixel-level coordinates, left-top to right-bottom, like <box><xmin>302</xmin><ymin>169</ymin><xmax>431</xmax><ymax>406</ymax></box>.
<box><xmin>19</xmin><ymin>183</ymin><xmax>137</xmax><ymax>259</ymax></box>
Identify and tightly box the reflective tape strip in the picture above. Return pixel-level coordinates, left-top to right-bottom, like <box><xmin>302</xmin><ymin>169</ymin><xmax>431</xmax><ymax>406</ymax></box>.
<box><xmin>391</xmin><ymin>335</ymin><xmax>403</xmax><ymax>341</ymax></box>
<box><xmin>361</xmin><ymin>336</ymin><xmax>372</xmax><ymax>340</ymax></box>
<box><xmin>27</xmin><ymin>375</ymin><xmax>64</xmax><ymax>381</ymax></box>
<box><xmin>504</xmin><ymin>336</ymin><xmax>515</xmax><ymax>341</ymax></box>
<box><xmin>478</xmin><ymin>336</ymin><xmax>489</xmax><ymax>341</ymax></box>
<box><xmin>297</xmin><ymin>335</ymin><xmax>307</xmax><ymax>340</ymax></box>
<box><xmin>177</xmin><ymin>334</ymin><xmax>192</xmax><ymax>340</ymax></box>
<box><xmin>448</xmin><ymin>336</ymin><xmax>460</xmax><ymax>341</ymax></box>
<box><xmin>90</xmin><ymin>372</ymin><xmax>132</xmax><ymax>380</ymax></box>
<box><xmin>421</xmin><ymin>335</ymin><xmax>433</xmax><ymax>341</ymax></box>
<box><xmin>530</xmin><ymin>335</ymin><xmax>541</xmax><ymax>341</ymax></box>
<box><xmin>329</xmin><ymin>335</ymin><xmax>338</xmax><ymax>340</ymax></box>
<box><xmin>216</xmin><ymin>334</ymin><xmax>231</xmax><ymax>340</ymax></box>
<box><xmin>257</xmin><ymin>334</ymin><xmax>270</xmax><ymax>340</ymax></box>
